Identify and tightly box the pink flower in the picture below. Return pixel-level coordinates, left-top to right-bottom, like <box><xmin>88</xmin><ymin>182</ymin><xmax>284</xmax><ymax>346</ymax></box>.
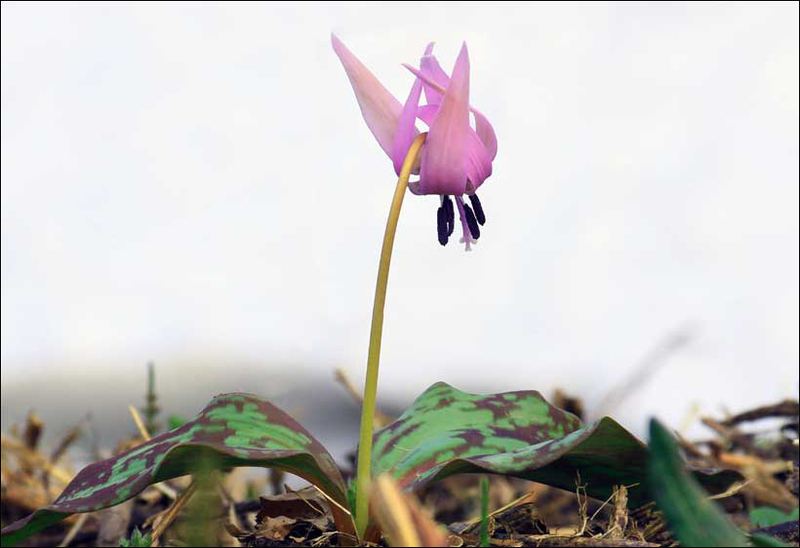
<box><xmin>332</xmin><ymin>35</ymin><xmax>497</xmax><ymax>249</ymax></box>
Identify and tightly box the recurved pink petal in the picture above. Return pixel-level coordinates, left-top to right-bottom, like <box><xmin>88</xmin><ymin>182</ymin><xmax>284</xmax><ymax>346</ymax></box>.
<box><xmin>419</xmin><ymin>43</ymin><xmax>471</xmax><ymax>196</ymax></box>
<box><xmin>404</xmin><ymin>62</ymin><xmax>498</xmax><ymax>162</ymax></box>
<box><xmin>391</xmin><ymin>77</ymin><xmax>422</xmax><ymax>175</ymax></box>
<box><xmin>331</xmin><ymin>34</ymin><xmax>402</xmax><ymax>158</ymax></box>
<box><xmin>466</xmin><ymin>130</ymin><xmax>492</xmax><ymax>191</ymax></box>
<box><xmin>471</xmin><ymin>107</ymin><xmax>498</xmax><ymax>162</ymax></box>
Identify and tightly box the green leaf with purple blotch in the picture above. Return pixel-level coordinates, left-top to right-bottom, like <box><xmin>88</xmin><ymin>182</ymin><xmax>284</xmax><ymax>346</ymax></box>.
<box><xmin>372</xmin><ymin>382</ymin><xmax>742</xmax><ymax>507</ymax></box>
<box><xmin>1</xmin><ymin>393</ymin><xmax>354</xmax><ymax>547</ymax></box>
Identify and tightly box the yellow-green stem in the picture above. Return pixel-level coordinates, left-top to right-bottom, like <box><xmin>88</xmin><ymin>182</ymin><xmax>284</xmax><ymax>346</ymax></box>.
<box><xmin>355</xmin><ymin>132</ymin><xmax>427</xmax><ymax>537</ymax></box>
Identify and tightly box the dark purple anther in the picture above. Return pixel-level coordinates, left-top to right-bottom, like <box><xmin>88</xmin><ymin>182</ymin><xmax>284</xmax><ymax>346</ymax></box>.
<box><xmin>443</xmin><ymin>195</ymin><xmax>455</xmax><ymax>236</ymax></box>
<box><xmin>436</xmin><ymin>207</ymin><xmax>449</xmax><ymax>246</ymax></box>
<box><xmin>468</xmin><ymin>194</ymin><xmax>485</xmax><ymax>226</ymax></box>
<box><xmin>463</xmin><ymin>204</ymin><xmax>481</xmax><ymax>240</ymax></box>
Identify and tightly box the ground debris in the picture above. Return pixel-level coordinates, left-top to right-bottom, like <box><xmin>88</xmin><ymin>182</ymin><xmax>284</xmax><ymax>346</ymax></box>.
<box><xmin>1</xmin><ymin>395</ymin><xmax>797</xmax><ymax>547</ymax></box>
<box><xmin>226</xmin><ymin>488</ymin><xmax>340</xmax><ymax>547</ymax></box>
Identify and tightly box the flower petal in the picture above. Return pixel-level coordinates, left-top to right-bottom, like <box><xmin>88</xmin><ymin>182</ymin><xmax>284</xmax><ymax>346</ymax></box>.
<box><xmin>416</xmin><ymin>100</ymin><xmax>491</xmax><ymax>190</ymax></box>
<box><xmin>331</xmin><ymin>34</ymin><xmax>402</xmax><ymax>158</ymax></box>
<box><xmin>404</xmin><ymin>62</ymin><xmax>498</xmax><ymax>161</ymax></box>
<box><xmin>466</xmin><ymin>129</ymin><xmax>492</xmax><ymax>191</ymax></box>
<box><xmin>391</xmin><ymin>77</ymin><xmax>422</xmax><ymax>175</ymax></box>
<box><xmin>471</xmin><ymin>107</ymin><xmax>498</xmax><ymax>161</ymax></box>
<box><xmin>420</xmin><ymin>53</ymin><xmax>449</xmax><ymax>105</ymax></box>
<box><xmin>419</xmin><ymin>43</ymin><xmax>470</xmax><ymax>196</ymax></box>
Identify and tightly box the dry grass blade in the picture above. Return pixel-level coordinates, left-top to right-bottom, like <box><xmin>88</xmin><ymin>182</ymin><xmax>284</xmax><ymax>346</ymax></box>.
<box><xmin>150</xmin><ymin>481</ymin><xmax>198</xmax><ymax>546</ymax></box>
<box><xmin>128</xmin><ymin>404</ymin><xmax>152</xmax><ymax>441</ymax></box>
<box><xmin>373</xmin><ymin>475</ymin><xmax>420</xmax><ymax>547</ymax></box>
<box><xmin>281</xmin><ymin>485</ymin><xmax>326</xmax><ymax>517</ymax></box>
<box><xmin>334</xmin><ymin>368</ymin><xmax>392</xmax><ymax>428</ymax></box>
<box><xmin>126</xmin><ymin>404</ymin><xmax>177</xmax><ymax>501</ymax></box>
<box><xmin>371</xmin><ymin>474</ymin><xmax>447</xmax><ymax>547</ymax></box>
<box><xmin>58</xmin><ymin>512</ymin><xmax>89</xmax><ymax>547</ymax></box>
<box><xmin>308</xmin><ymin>483</ymin><xmax>352</xmax><ymax>520</ymax></box>
<box><xmin>707</xmin><ymin>479</ymin><xmax>751</xmax><ymax>500</ymax></box>
<box><xmin>462</xmin><ymin>490</ymin><xmax>536</xmax><ymax>527</ymax></box>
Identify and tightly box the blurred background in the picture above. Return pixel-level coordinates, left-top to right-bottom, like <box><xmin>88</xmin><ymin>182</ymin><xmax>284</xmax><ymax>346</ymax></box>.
<box><xmin>2</xmin><ymin>1</ymin><xmax>798</xmax><ymax>464</ymax></box>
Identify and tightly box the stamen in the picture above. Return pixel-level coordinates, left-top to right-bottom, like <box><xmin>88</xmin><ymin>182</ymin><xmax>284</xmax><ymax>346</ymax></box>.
<box><xmin>443</xmin><ymin>195</ymin><xmax>455</xmax><ymax>236</ymax></box>
<box><xmin>463</xmin><ymin>203</ymin><xmax>481</xmax><ymax>240</ymax></box>
<box><xmin>436</xmin><ymin>207</ymin><xmax>448</xmax><ymax>246</ymax></box>
<box><xmin>468</xmin><ymin>194</ymin><xmax>486</xmax><ymax>225</ymax></box>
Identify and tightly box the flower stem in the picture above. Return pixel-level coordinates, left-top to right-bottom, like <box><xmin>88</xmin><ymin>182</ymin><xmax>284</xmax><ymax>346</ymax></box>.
<box><xmin>355</xmin><ymin>132</ymin><xmax>427</xmax><ymax>537</ymax></box>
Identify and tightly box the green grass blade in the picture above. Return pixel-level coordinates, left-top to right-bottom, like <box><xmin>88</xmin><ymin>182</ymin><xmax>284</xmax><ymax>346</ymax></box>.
<box><xmin>480</xmin><ymin>476</ymin><xmax>489</xmax><ymax>547</ymax></box>
<box><xmin>648</xmin><ymin>418</ymin><xmax>749</xmax><ymax>547</ymax></box>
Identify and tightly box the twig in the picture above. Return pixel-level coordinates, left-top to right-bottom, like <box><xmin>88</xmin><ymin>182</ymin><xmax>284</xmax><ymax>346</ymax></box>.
<box><xmin>722</xmin><ymin>400</ymin><xmax>799</xmax><ymax>427</ymax></box>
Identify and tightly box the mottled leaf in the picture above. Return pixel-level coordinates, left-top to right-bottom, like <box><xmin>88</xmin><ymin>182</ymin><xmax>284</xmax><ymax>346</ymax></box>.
<box><xmin>648</xmin><ymin>418</ymin><xmax>750</xmax><ymax>547</ymax></box>
<box><xmin>372</xmin><ymin>382</ymin><xmax>741</xmax><ymax>507</ymax></box>
<box><xmin>1</xmin><ymin>393</ymin><xmax>353</xmax><ymax>547</ymax></box>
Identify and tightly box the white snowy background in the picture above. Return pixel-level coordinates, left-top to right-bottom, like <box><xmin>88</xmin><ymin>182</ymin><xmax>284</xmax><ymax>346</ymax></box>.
<box><xmin>2</xmin><ymin>2</ymin><xmax>798</xmax><ymax>450</ymax></box>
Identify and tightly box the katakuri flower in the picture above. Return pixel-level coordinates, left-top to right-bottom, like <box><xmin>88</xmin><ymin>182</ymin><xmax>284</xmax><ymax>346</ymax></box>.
<box><xmin>332</xmin><ymin>35</ymin><xmax>497</xmax><ymax>250</ymax></box>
